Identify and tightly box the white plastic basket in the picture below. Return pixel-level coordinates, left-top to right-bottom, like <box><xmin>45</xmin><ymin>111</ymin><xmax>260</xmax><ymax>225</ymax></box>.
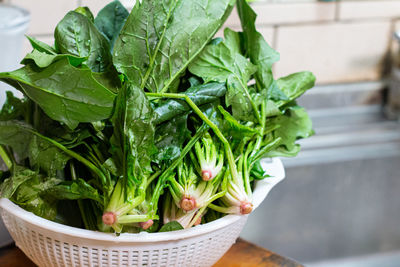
<box><xmin>0</xmin><ymin>158</ymin><xmax>285</xmax><ymax>267</ymax></box>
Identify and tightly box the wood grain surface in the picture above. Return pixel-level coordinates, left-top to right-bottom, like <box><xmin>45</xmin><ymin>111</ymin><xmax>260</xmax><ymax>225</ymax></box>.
<box><xmin>0</xmin><ymin>239</ymin><xmax>302</xmax><ymax>267</ymax></box>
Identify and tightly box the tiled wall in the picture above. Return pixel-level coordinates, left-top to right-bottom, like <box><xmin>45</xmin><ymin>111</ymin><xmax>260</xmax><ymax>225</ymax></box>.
<box><xmin>4</xmin><ymin>0</ymin><xmax>400</xmax><ymax>84</ymax></box>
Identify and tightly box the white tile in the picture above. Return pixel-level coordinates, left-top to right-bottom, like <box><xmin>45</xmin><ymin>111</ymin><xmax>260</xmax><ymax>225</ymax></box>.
<box><xmin>274</xmin><ymin>21</ymin><xmax>391</xmax><ymax>84</ymax></box>
<box><xmin>253</xmin><ymin>2</ymin><xmax>336</xmax><ymax>25</ymax></box>
<box><xmin>10</xmin><ymin>0</ymin><xmax>78</xmax><ymax>35</ymax></box>
<box><xmin>225</xmin><ymin>2</ymin><xmax>336</xmax><ymax>27</ymax></box>
<box><xmin>339</xmin><ymin>0</ymin><xmax>400</xmax><ymax>20</ymax></box>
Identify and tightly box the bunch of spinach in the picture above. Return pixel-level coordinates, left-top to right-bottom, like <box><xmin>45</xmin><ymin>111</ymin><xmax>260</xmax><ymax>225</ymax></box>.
<box><xmin>0</xmin><ymin>0</ymin><xmax>315</xmax><ymax>233</ymax></box>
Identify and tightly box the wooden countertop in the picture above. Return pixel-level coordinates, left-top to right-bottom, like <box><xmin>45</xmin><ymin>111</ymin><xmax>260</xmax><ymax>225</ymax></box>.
<box><xmin>0</xmin><ymin>239</ymin><xmax>303</xmax><ymax>267</ymax></box>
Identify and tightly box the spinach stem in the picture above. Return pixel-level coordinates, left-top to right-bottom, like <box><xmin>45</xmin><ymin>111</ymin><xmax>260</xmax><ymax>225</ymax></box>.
<box><xmin>29</xmin><ymin>129</ymin><xmax>109</xmax><ymax>190</ymax></box>
<box><xmin>250</xmin><ymin>101</ymin><xmax>265</xmax><ymax>158</ymax></box>
<box><xmin>0</xmin><ymin>145</ymin><xmax>12</xmax><ymax>170</ymax></box>
<box><xmin>146</xmin><ymin>92</ymin><xmax>239</xmax><ymax>182</ymax></box>
<box><xmin>150</xmin><ymin>123</ymin><xmax>208</xmax><ymax>215</ymax></box>
<box><xmin>70</xmin><ymin>162</ymin><xmax>91</xmax><ymax>230</ymax></box>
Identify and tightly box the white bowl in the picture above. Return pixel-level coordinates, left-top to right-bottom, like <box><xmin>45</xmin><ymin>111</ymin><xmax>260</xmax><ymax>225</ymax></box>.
<box><xmin>0</xmin><ymin>158</ymin><xmax>285</xmax><ymax>267</ymax></box>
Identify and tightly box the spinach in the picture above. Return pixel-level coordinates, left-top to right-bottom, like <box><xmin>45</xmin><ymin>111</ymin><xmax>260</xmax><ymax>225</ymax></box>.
<box><xmin>0</xmin><ymin>91</ymin><xmax>28</xmax><ymax>121</ymax></box>
<box><xmin>21</xmin><ymin>49</ymin><xmax>87</xmax><ymax>68</ymax></box>
<box><xmin>0</xmin><ymin>59</ymin><xmax>116</xmax><ymax>129</ymax></box>
<box><xmin>43</xmin><ymin>178</ymin><xmax>103</xmax><ymax>204</ymax></box>
<box><xmin>268</xmin><ymin>106</ymin><xmax>314</xmax><ymax>151</ymax></box>
<box><xmin>113</xmin><ymin>0</ymin><xmax>234</xmax><ymax>92</ymax></box>
<box><xmin>237</xmin><ymin>0</ymin><xmax>279</xmax><ymax>91</ymax></box>
<box><xmin>153</xmin><ymin>115</ymin><xmax>190</xmax><ymax>166</ymax></box>
<box><xmin>26</xmin><ymin>35</ymin><xmax>57</xmax><ymax>55</ymax></box>
<box><xmin>0</xmin><ymin>121</ymin><xmax>35</xmax><ymax>159</ymax></box>
<box><xmin>28</xmin><ymin>135</ymin><xmax>71</xmax><ymax>177</ymax></box>
<box><xmin>275</xmin><ymin>71</ymin><xmax>316</xmax><ymax>107</ymax></box>
<box><xmin>159</xmin><ymin>221</ymin><xmax>184</xmax><ymax>232</ymax></box>
<box><xmin>94</xmin><ymin>0</ymin><xmax>129</xmax><ymax>50</ymax></box>
<box><xmin>0</xmin><ymin>0</ymin><xmax>315</xmax><ymax>233</ymax></box>
<box><xmin>74</xmin><ymin>7</ymin><xmax>95</xmax><ymax>22</ymax></box>
<box><xmin>0</xmin><ymin>166</ymin><xmax>62</xmax><ymax>220</ymax></box>
<box><xmin>153</xmin><ymin>82</ymin><xmax>227</xmax><ymax>125</ymax></box>
<box><xmin>189</xmin><ymin>29</ymin><xmax>259</xmax><ymax>122</ymax></box>
<box><xmin>55</xmin><ymin>11</ymin><xmax>113</xmax><ymax>73</ymax></box>
<box><xmin>110</xmin><ymin>82</ymin><xmax>156</xmax><ymax>186</ymax></box>
<box><xmin>0</xmin><ymin>166</ymin><xmax>38</xmax><ymax>199</ymax></box>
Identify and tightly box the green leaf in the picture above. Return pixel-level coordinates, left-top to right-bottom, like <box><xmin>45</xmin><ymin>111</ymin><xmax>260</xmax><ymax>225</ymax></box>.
<box><xmin>21</xmin><ymin>49</ymin><xmax>87</xmax><ymax>68</ymax></box>
<box><xmin>13</xmin><ymin>175</ymin><xmax>62</xmax><ymax>220</ymax></box>
<box><xmin>153</xmin><ymin>82</ymin><xmax>227</xmax><ymax>125</ymax></box>
<box><xmin>111</xmin><ymin>82</ymin><xmax>156</xmax><ymax>185</ymax></box>
<box><xmin>43</xmin><ymin>178</ymin><xmax>103</xmax><ymax>203</ymax></box>
<box><xmin>263</xmin><ymin>144</ymin><xmax>301</xmax><ymax>158</ymax></box>
<box><xmin>269</xmin><ymin>106</ymin><xmax>313</xmax><ymax>151</ymax></box>
<box><xmin>26</xmin><ymin>35</ymin><xmax>57</xmax><ymax>55</ymax></box>
<box><xmin>249</xmin><ymin>160</ymin><xmax>270</xmax><ymax>181</ymax></box>
<box><xmin>189</xmin><ymin>30</ymin><xmax>258</xmax><ymax>122</ymax></box>
<box><xmin>28</xmin><ymin>135</ymin><xmax>71</xmax><ymax>177</ymax></box>
<box><xmin>55</xmin><ymin>11</ymin><xmax>113</xmax><ymax>73</ymax></box>
<box><xmin>74</xmin><ymin>7</ymin><xmax>95</xmax><ymax>22</ymax></box>
<box><xmin>0</xmin><ymin>166</ymin><xmax>62</xmax><ymax>220</ymax></box>
<box><xmin>0</xmin><ymin>121</ymin><xmax>34</xmax><ymax>158</ymax></box>
<box><xmin>159</xmin><ymin>221</ymin><xmax>184</xmax><ymax>232</ymax></box>
<box><xmin>113</xmin><ymin>0</ymin><xmax>234</xmax><ymax>92</ymax></box>
<box><xmin>217</xmin><ymin>105</ymin><xmax>258</xmax><ymax>139</ymax></box>
<box><xmin>94</xmin><ymin>0</ymin><xmax>129</xmax><ymax>50</ymax></box>
<box><xmin>237</xmin><ymin>0</ymin><xmax>279</xmax><ymax>90</ymax></box>
<box><xmin>153</xmin><ymin>115</ymin><xmax>190</xmax><ymax>165</ymax></box>
<box><xmin>0</xmin><ymin>166</ymin><xmax>37</xmax><ymax>198</ymax></box>
<box><xmin>0</xmin><ymin>121</ymin><xmax>71</xmax><ymax>175</ymax></box>
<box><xmin>0</xmin><ymin>58</ymin><xmax>116</xmax><ymax>129</ymax></box>
<box><xmin>276</xmin><ymin>71</ymin><xmax>316</xmax><ymax>107</ymax></box>
<box><xmin>0</xmin><ymin>91</ymin><xmax>28</xmax><ymax>121</ymax></box>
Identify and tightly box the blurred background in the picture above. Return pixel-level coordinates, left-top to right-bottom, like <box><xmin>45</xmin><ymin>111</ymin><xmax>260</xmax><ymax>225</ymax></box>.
<box><xmin>0</xmin><ymin>0</ymin><xmax>399</xmax><ymax>266</ymax></box>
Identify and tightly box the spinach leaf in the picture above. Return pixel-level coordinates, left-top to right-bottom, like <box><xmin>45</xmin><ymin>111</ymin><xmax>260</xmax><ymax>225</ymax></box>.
<box><xmin>189</xmin><ymin>29</ymin><xmax>258</xmax><ymax>122</ymax></box>
<box><xmin>26</xmin><ymin>35</ymin><xmax>57</xmax><ymax>55</ymax></box>
<box><xmin>237</xmin><ymin>0</ymin><xmax>279</xmax><ymax>91</ymax></box>
<box><xmin>74</xmin><ymin>7</ymin><xmax>95</xmax><ymax>22</ymax></box>
<box><xmin>21</xmin><ymin>49</ymin><xmax>87</xmax><ymax>68</ymax></box>
<box><xmin>0</xmin><ymin>121</ymin><xmax>34</xmax><ymax>158</ymax></box>
<box><xmin>0</xmin><ymin>166</ymin><xmax>37</xmax><ymax>198</ymax></box>
<box><xmin>94</xmin><ymin>0</ymin><xmax>129</xmax><ymax>50</ymax></box>
<box><xmin>110</xmin><ymin>82</ymin><xmax>156</xmax><ymax>185</ymax></box>
<box><xmin>269</xmin><ymin>106</ymin><xmax>313</xmax><ymax>151</ymax></box>
<box><xmin>153</xmin><ymin>115</ymin><xmax>190</xmax><ymax>165</ymax></box>
<box><xmin>55</xmin><ymin>11</ymin><xmax>113</xmax><ymax>73</ymax></box>
<box><xmin>29</xmin><ymin>135</ymin><xmax>71</xmax><ymax>177</ymax></box>
<box><xmin>276</xmin><ymin>71</ymin><xmax>316</xmax><ymax>108</ymax></box>
<box><xmin>159</xmin><ymin>221</ymin><xmax>184</xmax><ymax>232</ymax></box>
<box><xmin>13</xmin><ymin>176</ymin><xmax>62</xmax><ymax>220</ymax></box>
<box><xmin>0</xmin><ymin>166</ymin><xmax>62</xmax><ymax>220</ymax></box>
<box><xmin>0</xmin><ymin>91</ymin><xmax>28</xmax><ymax>121</ymax></box>
<box><xmin>263</xmin><ymin>144</ymin><xmax>301</xmax><ymax>158</ymax></box>
<box><xmin>217</xmin><ymin>105</ymin><xmax>258</xmax><ymax>139</ymax></box>
<box><xmin>250</xmin><ymin>160</ymin><xmax>270</xmax><ymax>181</ymax></box>
<box><xmin>43</xmin><ymin>178</ymin><xmax>103</xmax><ymax>204</ymax></box>
<box><xmin>0</xmin><ymin>58</ymin><xmax>116</xmax><ymax>129</ymax></box>
<box><xmin>0</xmin><ymin>121</ymin><xmax>71</xmax><ymax>174</ymax></box>
<box><xmin>153</xmin><ymin>82</ymin><xmax>227</xmax><ymax>125</ymax></box>
<box><xmin>113</xmin><ymin>0</ymin><xmax>234</xmax><ymax>92</ymax></box>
